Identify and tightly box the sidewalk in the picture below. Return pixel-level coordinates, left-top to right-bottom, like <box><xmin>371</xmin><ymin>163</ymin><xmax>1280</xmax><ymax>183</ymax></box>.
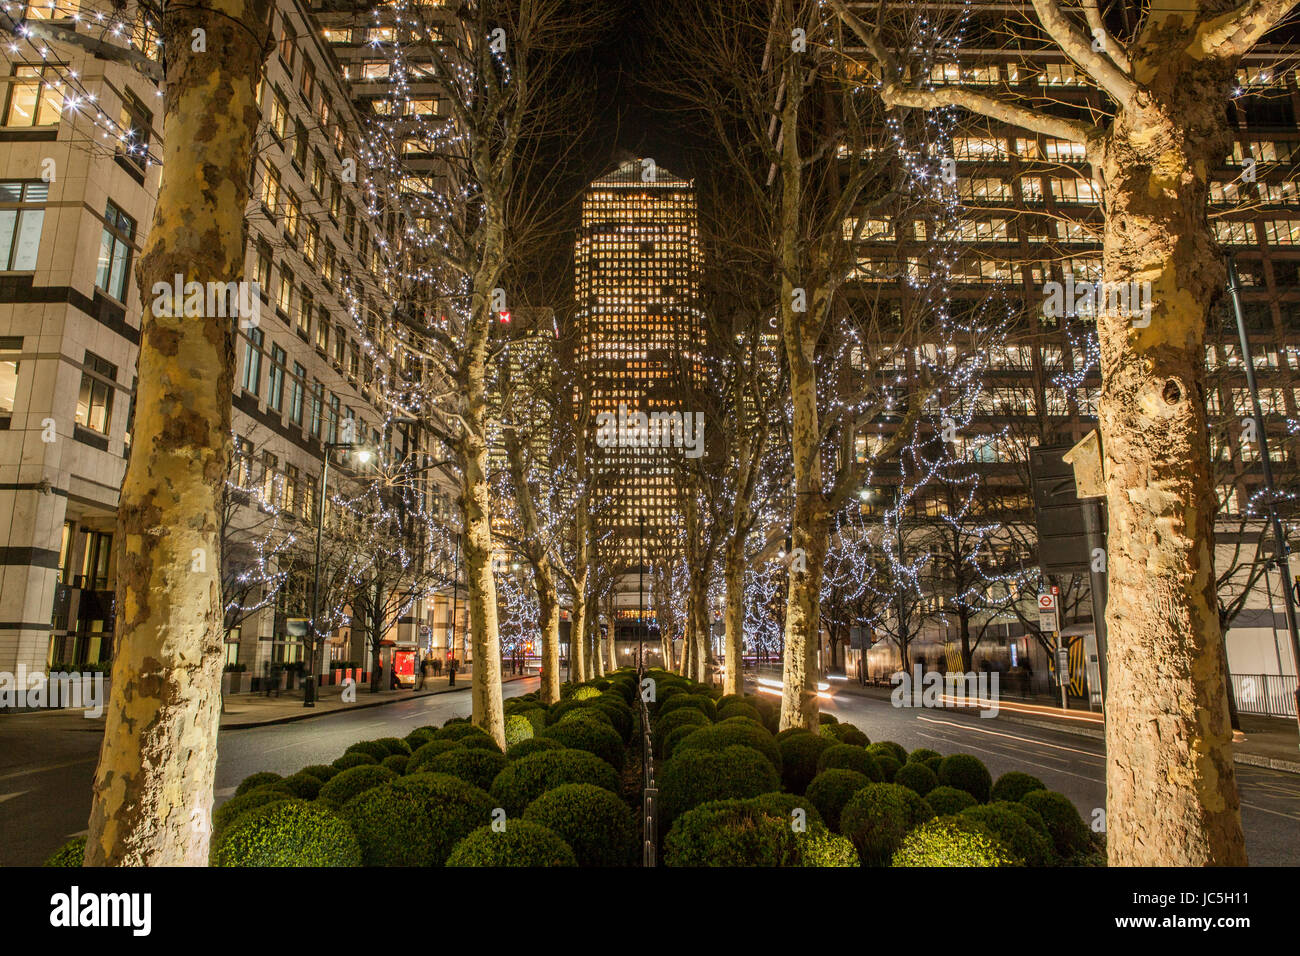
<box><xmin>219</xmin><ymin>670</ymin><xmax>536</xmax><ymax>729</ymax></box>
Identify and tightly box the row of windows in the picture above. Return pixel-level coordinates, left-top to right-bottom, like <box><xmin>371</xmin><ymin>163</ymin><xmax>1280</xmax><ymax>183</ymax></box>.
<box><xmin>0</xmin><ymin>340</ymin><xmax>122</xmax><ymax>437</ymax></box>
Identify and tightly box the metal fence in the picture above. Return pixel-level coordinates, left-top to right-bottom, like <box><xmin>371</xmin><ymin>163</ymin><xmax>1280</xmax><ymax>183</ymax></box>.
<box><xmin>637</xmin><ymin>669</ymin><xmax>657</xmax><ymax>867</ymax></box>
<box><xmin>1230</xmin><ymin>673</ymin><xmax>1298</xmax><ymax>718</ymax></box>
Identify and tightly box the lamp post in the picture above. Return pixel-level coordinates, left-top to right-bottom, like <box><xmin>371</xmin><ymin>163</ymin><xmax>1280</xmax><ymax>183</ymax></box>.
<box><xmin>305</xmin><ymin>440</ymin><xmax>372</xmax><ymax>707</ymax></box>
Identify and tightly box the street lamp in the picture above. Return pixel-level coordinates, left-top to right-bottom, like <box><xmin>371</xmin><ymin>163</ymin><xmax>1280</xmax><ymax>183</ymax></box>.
<box><xmin>305</xmin><ymin>439</ymin><xmax>372</xmax><ymax>707</ymax></box>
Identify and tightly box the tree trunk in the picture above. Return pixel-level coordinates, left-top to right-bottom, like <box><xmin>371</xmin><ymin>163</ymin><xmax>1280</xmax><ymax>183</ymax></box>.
<box><xmin>569</xmin><ymin>587</ymin><xmax>587</xmax><ymax>686</ymax></box>
<box><xmin>537</xmin><ymin>568</ymin><xmax>561</xmax><ymax>703</ymax></box>
<box><xmin>722</xmin><ymin>532</ymin><xmax>746</xmax><ymax>695</ymax></box>
<box><xmin>85</xmin><ymin>0</ymin><xmax>270</xmax><ymax>867</ymax></box>
<box><xmin>1096</xmin><ymin>76</ymin><xmax>1245</xmax><ymax>865</ymax></box>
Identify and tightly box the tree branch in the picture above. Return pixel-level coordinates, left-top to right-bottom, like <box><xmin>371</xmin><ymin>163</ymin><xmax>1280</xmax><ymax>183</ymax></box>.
<box><xmin>1029</xmin><ymin>0</ymin><xmax>1137</xmax><ymax>103</ymax></box>
<box><xmin>1191</xmin><ymin>0</ymin><xmax>1300</xmax><ymax>58</ymax></box>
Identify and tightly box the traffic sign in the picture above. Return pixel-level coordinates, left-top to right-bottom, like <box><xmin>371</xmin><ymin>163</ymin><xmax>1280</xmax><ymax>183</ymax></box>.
<box><xmin>1038</xmin><ymin>593</ymin><xmax>1059</xmax><ymax>633</ymax></box>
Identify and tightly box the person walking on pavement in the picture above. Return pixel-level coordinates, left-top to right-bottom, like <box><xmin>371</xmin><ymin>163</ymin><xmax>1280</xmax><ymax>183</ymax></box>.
<box><xmin>448</xmin><ymin>655</ymin><xmax>458</xmax><ymax>687</ymax></box>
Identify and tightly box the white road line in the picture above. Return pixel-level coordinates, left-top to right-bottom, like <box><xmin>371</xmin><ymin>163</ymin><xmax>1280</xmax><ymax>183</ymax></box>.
<box><xmin>0</xmin><ymin>790</ymin><xmax>28</xmax><ymax>804</ymax></box>
<box><xmin>913</xmin><ymin>731</ymin><xmax>1105</xmax><ymax>786</ymax></box>
<box><xmin>916</xmin><ymin>715</ymin><xmax>1103</xmax><ymax>759</ymax></box>
<box><xmin>0</xmin><ymin>757</ymin><xmax>95</xmax><ymax>782</ymax></box>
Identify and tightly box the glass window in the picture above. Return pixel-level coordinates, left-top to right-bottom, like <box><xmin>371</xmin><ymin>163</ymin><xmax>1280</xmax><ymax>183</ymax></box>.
<box><xmin>268</xmin><ymin>343</ymin><xmax>286</xmax><ymax>412</ymax></box>
<box><xmin>76</xmin><ymin>352</ymin><xmax>116</xmax><ymax>434</ymax></box>
<box><xmin>0</xmin><ymin>181</ymin><xmax>46</xmax><ymax>271</ymax></box>
<box><xmin>117</xmin><ymin>89</ymin><xmax>152</xmax><ymax>170</ymax></box>
<box><xmin>0</xmin><ymin>335</ymin><xmax>19</xmax><ymax>418</ymax></box>
<box><xmin>289</xmin><ymin>362</ymin><xmax>305</xmax><ymax>425</ymax></box>
<box><xmin>240</xmin><ymin>327</ymin><xmax>263</xmax><ymax>395</ymax></box>
<box><xmin>95</xmin><ymin>201</ymin><xmax>135</xmax><ymax>301</ymax></box>
<box><xmin>4</xmin><ymin>64</ymin><xmax>63</xmax><ymax>127</ymax></box>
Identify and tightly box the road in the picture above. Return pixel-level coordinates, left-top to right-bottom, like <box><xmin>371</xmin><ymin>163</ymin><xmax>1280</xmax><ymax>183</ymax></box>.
<box><xmin>0</xmin><ymin>677</ymin><xmax>538</xmax><ymax>866</ymax></box>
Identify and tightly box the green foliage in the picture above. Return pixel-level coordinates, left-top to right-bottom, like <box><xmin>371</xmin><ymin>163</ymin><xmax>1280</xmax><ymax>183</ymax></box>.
<box><xmin>558</xmin><ymin>705</ymin><xmax>614</xmax><ymax>729</ymax></box>
<box><xmin>539</xmin><ymin>716</ymin><xmax>625</xmax><ymax>772</ymax></box>
<box><xmin>840</xmin><ymin>783</ymin><xmax>936</xmax><ymax>866</ymax></box>
<box><xmin>663</xmin><ymin>798</ymin><xmax>857</xmax><ymax>867</ymax></box>
<box><xmin>280</xmin><ymin>772</ymin><xmax>323</xmax><ymax>800</ymax></box>
<box><xmin>425</xmin><ymin>747</ymin><xmax>509</xmax><ymax>792</ymax></box>
<box><xmin>1020</xmin><ymin>790</ymin><xmax>1091</xmax><ymax>859</ymax></box>
<box><xmin>891</xmin><ymin>815</ymin><xmax>1020</xmax><ymax>867</ymax></box>
<box><xmin>212</xmin><ymin>788</ymin><xmax>295</xmax><ymax>844</ymax></box>
<box><xmin>299</xmin><ymin>764</ymin><xmax>340</xmax><ymax>783</ymax></box>
<box><xmin>505</xmin><ymin>737</ymin><xmax>564</xmax><ymax>761</ymax></box>
<box><xmin>924</xmin><ymin>755</ymin><xmax>943</xmax><ymax>775</ymax></box>
<box><xmin>907</xmin><ymin>747</ymin><xmax>941</xmax><ymax>765</ymax></box>
<box><xmin>547</xmin><ymin>699</ymin><xmax>586</xmax><ymax>724</ymax></box>
<box><xmin>317</xmin><ymin>764</ymin><xmax>398</xmax><ymax>806</ymax></box>
<box><xmin>867</xmin><ymin>741</ymin><xmax>907</xmax><ymax>764</ymax></box>
<box><xmin>407</xmin><ymin>739</ymin><xmax>463</xmax><ymax>773</ymax></box>
<box><xmin>570</xmin><ymin>684</ymin><xmax>602</xmax><ymax>701</ymax></box>
<box><xmin>937</xmin><ymin>753</ymin><xmax>993</xmax><ymax>802</ymax></box>
<box><xmin>818</xmin><ymin>712</ymin><xmax>839</xmax><ymax>725</ymax></box>
<box><xmin>872</xmin><ymin>754</ymin><xmax>901</xmax><ymax>783</ymax></box>
<box><xmin>447</xmin><ymin>821</ymin><xmax>577</xmax><ymax>867</ymax></box>
<box><xmin>816</xmin><ymin>744</ymin><xmax>880</xmax><ymax>780</ymax></box>
<box><xmin>991</xmin><ymin>771</ymin><xmax>1047</xmax><ymax>804</ymax></box>
<box><xmin>821</xmin><ymin>721</ymin><xmax>870</xmax><ymax>748</ymax></box>
<box><xmin>380</xmin><ymin>755</ymin><xmax>408</xmax><ymax>775</ymax></box>
<box><xmin>44</xmin><ymin>836</ymin><xmax>86</xmax><ymax>866</ymax></box>
<box><xmin>340</xmin><ymin>772</ymin><xmax>494</xmax><ymax>866</ymax></box>
<box><xmin>892</xmin><ymin>761</ymin><xmax>939</xmax><ymax>797</ymax></box>
<box><xmin>961</xmin><ymin>802</ymin><xmax>1054</xmax><ymax>866</ymax></box>
<box><xmin>504</xmin><ymin>714</ymin><xmax>535</xmax><ymax>748</ymax></box>
<box><xmin>372</xmin><ymin>737</ymin><xmax>412</xmax><ymax>756</ymax></box>
<box><xmin>746</xmin><ymin>792</ymin><xmax>825</xmax><ymax>829</ymax></box>
<box><xmin>673</xmin><ymin>721</ymin><xmax>782</xmax><ymax>775</ymax></box>
<box><xmin>435</xmin><ymin>722</ymin><xmax>492</xmax><ymax>742</ymax></box>
<box><xmin>661</xmin><ymin>724</ymin><xmax>701</xmax><ymax>761</ymax></box>
<box><xmin>212</xmin><ymin>800</ymin><xmax>361</xmax><ymax>867</ymax></box>
<box><xmin>777</xmin><ymin>732</ymin><xmax>836</xmax><ymax>795</ymax></box>
<box><xmin>404</xmin><ymin>728</ymin><xmax>436</xmax><ymax>751</ymax></box>
<box><xmin>658</xmin><ymin>745</ymin><xmax>781</xmax><ymax>831</ymax></box>
<box><xmin>718</xmin><ymin>702</ymin><xmax>763</xmax><ymax>724</ymax></box>
<box><xmin>344</xmin><ymin>740</ymin><xmax>391</xmax><ymax>762</ymax></box>
<box><xmin>523</xmin><ymin>783</ymin><xmax>637</xmax><ymax>867</ymax></box>
<box><xmin>652</xmin><ymin>707</ymin><xmax>710</xmax><ymax>757</ymax></box>
<box><xmin>657</xmin><ymin>693</ymin><xmax>717</xmax><ymax>721</ymax></box>
<box><xmin>776</xmin><ymin>727</ymin><xmax>811</xmax><ymax>741</ymax></box>
<box><xmin>925</xmin><ymin>786</ymin><xmax>979</xmax><ymax>816</ymax></box>
<box><xmin>332</xmin><ymin>752</ymin><xmax>378</xmax><ymax>771</ymax></box>
<box><xmin>234</xmin><ymin>771</ymin><xmax>283</xmax><ymax>797</ymax></box>
<box><xmin>489</xmin><ymin>748</ymin><xmax>620</xmax><ymax>816</ymax></box>
<box><xmin>588</xmin><ymin>697</ymin><xmax>634</xmax><ymax>741</ymax></box>
<box><xmin>806</xmin><ymin>769</ymin><xmax>872</xmax><ymax>832</ymax></box>
<box><xmin>458</xmin><ymin>734</ymin><xmax>503</xmax><ymax>754</ymax></box>
<box><xmin>798</xmin><ymin>828</ymin><xmax>861</xmax><ymax>866</ymax></box>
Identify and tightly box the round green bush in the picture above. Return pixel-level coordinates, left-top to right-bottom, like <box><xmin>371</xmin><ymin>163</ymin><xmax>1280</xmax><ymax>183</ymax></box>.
<box><xmin>924</xmin><ymin>755</ymin><xmax>943</xmax><ymax>775</ymax></box>
<box><xmin>777</xmin><ymin>732</ymin><xmax>836</xmax><ymax>794</ymax></box>
<box><xmin>661</xmin><ymin>724</ymin><xmax>702</xmax><ymax>761</ymax></box>
<box><xmin>840</xmin><ymin>783</ymin><xmax>936</xmax><ymax>866</ymax></box>
<box><xmin>716</xmin><ymin>693</ymin><xmax>749</xmax><ymax>710</ymax></box>
<box><xmin>1003</xmin><ymin>801</ymin><xmax>1051</xmax><ymax>842</ymax></box>
<box><xmin>426</xmin><ymin>747</ymin><xmax>509</xmax><ymax>792</ymax></box>
<box><xmin>806</xmin><ymin>769</ymin><xmax>873</xmax><ymax>832</ymax></box>
<box><xmin>570</xmin><ymin>685</ymin><xmax>602</xmax><ymax>701</ymax></box>
<box><xmin>658</xmin><ymin>694</ymin><xmax>717</xmax><ymax>721</ymax></box>
<box><xmin>503</xmin><ymin>713</ymin><xmax>535</xmax><ymax>748</ymax></box>
<box><xmin>280</xmin><ymin>772</ymin><xmax>323</xmax><ymax>800</ymax></box>
<box><xmin>907</xmin><ymin>747</ymin><xmax>941</xmax><ymax>765</ymax></box>
<box><xmin>213</xmin><ymin>800</ymin><xmax>361</xmax><ymax>867</ymax></box>
<box><xmin>798</xmin><ymin>828</ymin><xmax>861</xmax><ymax>866</ymax></box>
<box><xmin>962</xmin><ymin>802</ymin><xmax>1054</xmax><ymax>866</ymax></box>
<box><xmin>717</xmin><ymin>702</ymin><xmax>763</xmax><ymax>724</ymax></box>
<box><xmin>663</xmin><ymin>799</ymin><xmax>802</xmax><ymax>866</ymax></box>
<box><xmin>892</xmin><ymin>761</ymin><xmax>939</xmax><ymax>797</ymax></box>
<box><xmin>344</xmin><ymin>740</ymin><xmax>391</xmax><ymax>762</ymax></box>
<box><xmin>407</xmin><ymin>739</ymin><xmax>463</xmax><ymax>773</ymax></box>
<box><xmin>776</xmin><ymin>726</ymin><xmax>812</xmax><ymax>741</ymax></box>
<box><xmin>822</xmin><ymin>721</ymin><xmax>870</xmax><ymax>748</ymax></box>
<box><xmin>673</xmin><ymin>722</ymin><xmax>782</xmax><ymax>775</ymax></box>
<box><xmin>44</xmin><ymin>836</ymin><xmax>86</xmax><ymax>867</ymax></box>
<box><xmin>937</xmin><ymin>753</ymin><xmax>993</xmax><ymax>803</ymax></box>
<box><xmin>867</xmin><ymin>741</ymin><xmax>907</xmax><ymax>764</ymax></box>
<box><xmin>659</xmin><ymin>745</ymin><xmax>781</xmax><ymax>830</ymax></box>
<box><xmin>211</xmin><ymin>787</ymin><xmax>295</xmax><ymax>843</ymax></box>
<box><xmin>816</xmin><ymin>744</ymin><xmax>880</xmax><ymax>780</ymax></box>
<box><xmin>873</xmin><ymin>754</ymin><xmax>901</xmax><ymax>783</ymax></box>
<box><xmin>523</xmin><ymin>783</ymin><xmax>637</xmax><ymax>867</ymax></box>
<box><xmin>372</xmin><ymin>737</ymin><xmax>411</xmax><ymax>756</ymax></box>
<box><xmin>1020</xmin><ymin>790</ymin><xmax>1091</xmax><ymax>859</ymax></box>
<box><xmin>235</xmin><ymin>771</ymin><xmax>283</xmax><ymax>797</ymax></box>
<box><xmin>489</xmin><ymin>749</ymin><xmax>620</xmax><ymax>816</ymax></box>
<box><xmin>317</xmin><ymin>764</ymin><xmax>398</xmax><ymax>806</ymax></box>
<box><xmin>539</xmin><ymin>717</ymin><xmax>624</xmax><ymax>772</ymax></box>
<box><xmin>652</xmin><ymin>708</ymin><xmax>710</xmax><ymax>757</ymax></box>
<box><xmin>435</xmin><ymin>722</ymin><xmax>492</xmax><ymax>742</ymax></box>
<box><xmin>380</xmin><ymin>755</ymin><xmax>409</xmax><ymax>775</ymax></box>
<box><xmin>747</xmin><ymin>792</ymin><xmax>825</xmax><ymax>829</ymax></box>
<box><xmin>588</xmin><ymin>698</ymin><xmax>634</xmax><ymax>741</ymax></box>
<box><xmin>991</xmin><ymin>771</ymin><xmax>1047</xmax><ymax>804</ymax></box>
<box><xmin>818</xmin><ymin>712</ymin><xmax>839</xmax><ymax>725</ymax></box>
<box><xmin>458</xmin><ymin>734</ymin><xmax>504</xmax><ymax>754</ymax></box>
<box><xmin>404</xmin><ymin>728</ymin><xmax>436</xmax><ymax>750</ymax></box>
<box><xmin>558</xmin><ymin>705</ymin><xmax>614</xmax><ymax>729</ymax></box>
<box><xmin>340</xmin><ymin>772</ymin><xmax>494</xmax><ymax>866</ymax></box>
<box><xmin>547</xmin><ymin>699</ymin><xmax>586</xmax><ymax>724</ymax></box>
<box><xmin>926</xmin><ymin>786</ymin><xmax>979</xmax><ymax>815</ymax></box>
<box><xmin>332</xmin><ymin>752</ymin><xmax>377</xmax><ymax>770</ymax></box>
<box><xmin>447</xmin><ymin>821</ymin><xmax>577</xmax><ymax>867</ymax></box>
<box><xmin>299</xmin><ymin>763</ymin><xmax>340</xmax><ymax>783</ymax></box>
<box><xmin>891</xmin><ymin>815</ymin><xmax>1020</xmax><ymax>867</ymax></box>
<box><xmin>506</xmin><ymin>737</ymin><xmax>564</xmax><ymax>761</ymax></box>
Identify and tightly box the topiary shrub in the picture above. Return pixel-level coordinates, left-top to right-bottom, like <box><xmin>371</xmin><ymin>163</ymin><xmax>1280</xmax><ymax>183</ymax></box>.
<box><xmin>523</xmin><ymin>783</ymin><xmax>637</xmax><ymax>867</ymax></box>
<box><xmin>816</xmin><ymin>744</ymin><xmax>880</xmax><ymax>780</ymax></box>
<box><xmin>489</xmin><ymin>749</ymin><xmax>620</xmax><ymax>816</ymax></box>
<box><xmin>924</xmin><ymin>755</ymin><xmax>943</xmax><ymax>776</ymax></box>
<box><xmin>891</xmin><ymin>815</ymin><xmax>1020</xmax><ymax>867</ymax></box>
<box><xmin>547</xmin><ymin>699</ymin><xmax>586</xmax><ymax>724</ymax></box>
<box><xmin>806</xmin><ymin>769</ymin><xmax>872</xmax><ymax>832</ymax></box>
<box><xmin>404</xmin><ymin>728</ymin><xmax>436</xmax><ymax>750</ymax></box>
<box><xmin>717</xmin><ymin>702</ymin><xmax>763</xmax><ymax>724</ymax></box>
<box><xmin>235</xmin><ymin>771</ymin><xmax>283</xmax><ymax>797</ymax></box>
<box><xmin>937</xmin><ymin>753</ymin><xmax>993</xmax><ymax>803</ymax></box>
<box><xmin>867</xmin><ymin>741</ymin><xmax>907</xmax><ymax>765</ymax></box>
<box><xmin>503</xmin><ymin>714</ymin><xmax>535</xmax><ymax>748</ymax></box>
<box><xmin>317</xmin><ymin>764</ymin><xmax>398</xmax><ymax>806</ymax></box>
<box><xmin>663</xmin><ymin>799</ymin><xmax>800</xmax><ymax>867</ymax></box>
<box><xmin>907</xmin><ymin>747</ymin><xmax>941</xmax><ymax>765</ymax></box>
<box><xmin>213</xmin><ymin>800</ymin><xmax>361</xmax><ymax>867</ymax></box>
<box><xmin>299</xmin><ymin>764</ymin><xmax>340</xmax><ymax>783</ymax></box>
<box><xmin>447</xmin><ymin>821</ymin><xmax>577</xmax><ymax>867</ymax></box>
<box><xmin>1020</xmin><ymin>790</ymin><xmax>1091</xmax><ymax>859</ymax></box>
<box><xmin>506</xmin><ymin>737</ymin><xmax>564</xmax><ymax>761</ymax></box>
<box><xmin>926</xmin><ymin>786</ymin><xmax>978</xmax><ymax>816</ymax></box>
<box><xmin>407</xmin><ymin>739</ymin><xmax>463</xmax><ymax>773</ymax></box>
<box><xmin>873</xmin><ymin>754</ymin><xmax>902</xmax><ymax>783</ymax></box>
<box><xmin>380</xmin><ymin>755</ymin><xmax>409</xmax><ymax>775</ymax></box>
<box><xmin>44</xmin><ymin>836</ymin><xmax>86</xmax><ymax>866</ymax></box>
<box><xmin>657</xmin><ymin>694</ymin><xmax>717</xmax><ymax>721</ymax></box>
<box><xmin>588</xmin><ymin>698</ymin><xmax>634</xmax><ymax>741</ymax></box>
<box><xmin>652</xmin><ymin>708</ymin><xmax>710</xmax><ymax>757</ymax></box>
<box><xmin>426</xmin><ymin>747</ymin><xmax>509</xmax><ymax>792</ymax></box>
<box><xmin>344</xmin><ymin>740</ymin><xmax>392</xmax><ymax>762</ymax></box>
<box><xmin>840</xmin><ymin>783</ymin><xmax>936</xmax><ymax>866</ymax></box>
<box><xmin>211</xmin><ymin>787</ymin><xmax>296</xmax><ymax>844</ymax></box>
<box><xmin>435</xmin><ymin>722</ymin><xmax>492</xmax><ymax>742</ymax></box>
<box><xmin>340</xmin><ymin>772</ymin><xmax>494</xmax><ymax>866</ymax></box>
<box><xmin>332</xmin><ymin>752</ymin><xmax>377</xmax><ymax>771</ymax></box>
<box><xmin>777</xmin><ymin>732</ymin><xmax>836</xmax><ymax>795</ymax></box>
<box><xmin>961</xmin><ymin>802</ymin><xmax>1054</xmax><ymax>866</ymax></box>
<box><xmin>991</xmin><ymin>771</ymin><xmax>1046</xmax><ymax>804</ymax></box>
<box><xmin>661</xmin><ymin>724</ymin><xmax>701</xmax><ymax>761</ymax></box>
<box><xmin>539</xmin><ymin>717</ymin><xmax>624</xmax><ymax>772</ymax></box>
<box><xmin>776</xmin><ymin>727</ymin><xmax>811</xmax><ymax>741</ymax></box>
<box><xmin>558</xmin><ymin>705</ymin><xmax>614</xmax><ymax>729</ymax></box>
<box><xmin>672</xmin><ymin>722</ymin><xmax>782</xmax><ymax>775</ymax></box>
<box><xmin>659</xmin><ymin>745</ymin><xmax>781</xmax><ymax>831</ymax></box>
<box><xmin>280</xmin><ymin>772</ymin><xmax>323</xmax><ymax>800</ymax></box>
<box><xmin>818</xmin><ymin>712</ymin><xmax>839</xmax><ymax>725</ymax></box>
<box><xmin>747</xmin><ymin>792</ymin><xmax>825</xmax><ymax>829</ymax></box>
<box><xmin>892</xmin><ymin>761</ymin><xmax>939</xmax><ymax>797</ymax></box>
<box><xmin>372</xmin><ymin>737</ymin><xmax>411</xmax><ymax>756</ymax></box>
<box><xmin>798</xmin><ymin>828</ymin><xmax>861</xmax><ymax>866</ymax></box>
<box><xmin>570</xmin><ymin>685</ymin><xmax>602</xmax><ymax>701</ymax></box>
<box><xmin>458</xmin><ymin>734</ymin><xmax>504</xmax><ymax>754</ymax></box>
<box><xmin>821</xmin><ymin>721</ymin><xmax>870</xmax><ymax>748</ymax></box>
<box><xmin>1003</xmin><ymin>801</ymin><xmax>1051</xmax><ymax>843</ymax></box>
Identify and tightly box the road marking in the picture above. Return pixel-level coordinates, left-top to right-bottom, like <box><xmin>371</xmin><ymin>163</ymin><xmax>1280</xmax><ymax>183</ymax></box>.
<box><xmin>0</xmin><ymin>757</ymin><xmax>95</xmax><ymax>782</ymax></box>
<box><xmin>915</xmin><ymin>715</ymin><xmax>1102</xmax><ymax>759</ymax></box>
<box><xmin>0</xmin><ymin>790</ymin><xmax>28</xmax><ymax>804</ymax></box>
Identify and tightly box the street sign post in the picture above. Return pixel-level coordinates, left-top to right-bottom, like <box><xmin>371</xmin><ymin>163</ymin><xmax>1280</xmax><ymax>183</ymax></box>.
<box><xmin>1037</xmin><ymin>592</ymin><xmax>1059</xmax><ymax>634</ymax></box>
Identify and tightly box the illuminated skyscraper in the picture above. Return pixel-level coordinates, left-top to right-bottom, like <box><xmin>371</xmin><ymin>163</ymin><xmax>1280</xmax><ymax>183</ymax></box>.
<box><xmin>575</xmin><ymin>159</ymin><xmax>705</xmax><ymax>565</ymax></box>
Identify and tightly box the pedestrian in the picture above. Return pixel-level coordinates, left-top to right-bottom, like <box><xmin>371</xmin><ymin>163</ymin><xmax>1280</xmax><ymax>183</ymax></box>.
<box><xmin>390</xmin><ymin>663</ymin><xmax>400</xmax><ymax>690</ymax></box>
<box><xmin>414</xmin><ymin>653</ymin><xmax>425</xmax><ymax>691</ymax></box>
<box><xmin>448</xmin><ymin>656</ymin><xmax>458</xmax><ymax>687</ymax></box>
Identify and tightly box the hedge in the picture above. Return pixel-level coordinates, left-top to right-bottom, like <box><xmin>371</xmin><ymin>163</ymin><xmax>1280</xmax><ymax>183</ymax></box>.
<box><xmin>1020</xmin><ymin>790</ymin><xmax>1091</xmax><ymax>859</ymax></box>
<box><xmin>44</xmin><ymin>836</ymin><xmax>86</xmax><ymax>867</ymax></box>
<box><xmin>873</xmin><ymin>755</ymin><xmax>902</xmax><ymax>784</ymax></box>
<box><xmin>925</xmin><ymin>786</ymin><xmax>979</xmax><ymax>816</ymax></box>
<box><xmin>821</xmin><ymin>721</ymin><xmax>870</xmax><ymax>748</ymax></box>
<box><xmin>522</xmin><ymin>783</ymin><xmax>638</xmax><ymax>867</ymax></box>
<box><xmin>424</xmin><ymin>747</ymin><xmax>509</xmax><ymax>792</ymax></box>
<box><xmin>906</xmin><ymin>748</ymin><xmax>942</xmax><ymax>765</ymax></box>
<box><xmin>506</xmin><ymin>737</ymin><xmax>565</xmax><ymax>761</ymax></box>
<box><xmin>839</xmin><ymin>783</ymin><xmax>936</xmax><ymax>866</ymax></box>
<box><xmin>816</xmin><ymin>744</ymin><xmax>880</xmax><ymax>780</ymax></box>
<box><xmin>407</xmin><ymin>739</ymin><xmax>464</xmax><ymax>773</ymax></box>
<box><xmin>234</xmin><ymin>771</ymin><xmax>283</xmax><ymax>797</ymax></box>
<box><xmin>380</xmin><ymin>755</ymin><xmax>410</xmax><ymax>776</ymax></box>
<box><xmin>489</xmin><ymin>748</ymin><xmax>621</xmax><ymax>816</ymax></box>
<box><xmin>435</xmin><ymin>722</ymin><xmax>493</xmax><ymax>742</ymax></box>
<box><xmin>657</xmin><ymin>694</ymin><xmax>717</xmax><ymax>721</ymax></box>
<box><xmin>279</xmin><ymin>772</ymin><xmax>324</xmax><ymax>800</ymax></box>
<box><xmin>806</xmin><ymin>769</ymin><xmax>873</xmax><ymax>832</ymax></box>
<box><xmin>991</xmin><ymin>771</ymin><xmax>1047</xmax><ymax>804</ymax></box>
<box><xmin>446</xmin><ymin>821</ymin><xmax>577</xmax><ymax>867</ymax></box>
<box><xmin>504</xmin><ymin>714</ymin><xmax>536</xmax><ymax>748</ymax></box>
<box><xmin>747</xmin><ymin>792</ymin><xmax>826</xmax><ymax>829</ymax></box>
<box><xmin>717</xmin><ymin>702</ymin><xmax>763</xmax><ymax>724</ymax></box>
<box><xmin>661</xmin><ymin>724</ymin><xmax>702</xmax><ymax>761</ymax></box>
<box><xmin>663</xmin><ymin>798</ymin><xmax>857</xmax><ymax>867</ymax></box>
<box><xmin>867</xmin><ymin>741</ymin><xmax>907</xmax><ymax>765</ymax></box>
<box><xmin>317</xmin><ymin>764</ymin><xmax>398</xmax><ymax>806</ymax></box>
<box><xmin>658</xmin><ymin>745</ymin><xmax>781</xmax><ymax>831</ymax></box>
<box><xmin>937</xmin><ymin>753</ymin><xmax>993</xmax><ymax>803</ymax></box>
<box><xmin>213</xmin><ymin>800</ymin><xmax>360</xmax><ymax>867</ymax></box>
<box><xmin>652</xmin><ymin>708</ymin><xmax>711</xmax><ymax>757</ymax></box>
<box><xmin>299</xmin><ymin>763</ymin><xmax>340</xmax><ymax>783</ymax></box>
<box><xmin>539</xmin><ymin>717</ymin><xmax>625</xmax><ymax>772</ymax></box>
<box><xmin>892</xmin><ymin>761</ymin><xmax>939</xmax><ymax>798</ymax></box>
<box><xmin>332</xmin><ymin>752</ymin><xmax>378</xmax><ymax>771</ymax></box>
<box><xmin>777</xmin><ymin>732</ymin><xmax>836</xmax><ymax>795</ymax></box>
<box><xmin>344</xmin><ymin>740</ymin><xmax>392</xmax><ymax>762</ymax></box>
<box><xmin>962</xmin><ymin>802</ymin><xmax>1054</xmax><ymax>866</ymax></box>
<box><xmin>672</xmin><ymin>722</ymin><xmax>782</xmax><ymax>775</ymax></box>
<box><xmin>340</xmin><ymin>772</ymin><xmax>494</xmax><ymax>866</ymax></box>
<box><xmin>891</xmin><ymin>815</ymin><xmax>1020</xmax><ymax>867</ymax></box>
<box><xmin>211</xmin><ymin>787</ymin><xmax>297</xmax><ymax>844</ymax></box>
